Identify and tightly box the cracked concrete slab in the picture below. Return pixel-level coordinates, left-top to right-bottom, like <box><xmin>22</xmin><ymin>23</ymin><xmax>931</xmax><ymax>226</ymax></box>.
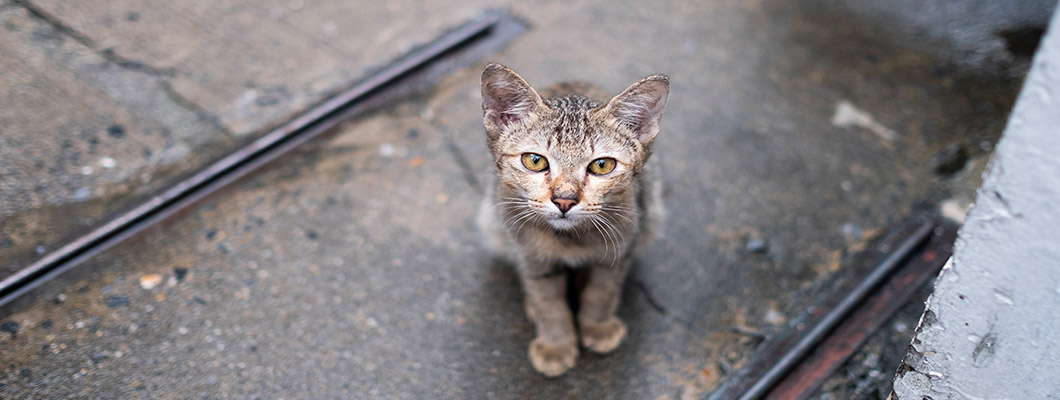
<box><xmin>0</xmin><ymin>2</ymin><xmax>234</xmax><ymax>275</ymax></box>
<box><xmin>22</xmin><ymin>0</ymin><xmax>496</xmax><ymax>136</ymax></box>
<box><xmin>1</xmin><ymin>0</ymin><xmax>495</xmax><ymax>279</ymax></box>
<box><xmin>0</xmin><ymin>0</ymin><xmax>1043</xmax><ymax>398</ymax></box>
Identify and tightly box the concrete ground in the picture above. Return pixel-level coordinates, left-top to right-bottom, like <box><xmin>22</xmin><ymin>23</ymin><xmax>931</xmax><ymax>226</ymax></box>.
<box><xmin>0</xmin><ymin>0</ymin><xmax>493</xmax><ymax>277</ymax></box>
<box><xmin>0</xmin><ymin>0</ymin><xmax>1046</xmax><ymax>398</ymax></box>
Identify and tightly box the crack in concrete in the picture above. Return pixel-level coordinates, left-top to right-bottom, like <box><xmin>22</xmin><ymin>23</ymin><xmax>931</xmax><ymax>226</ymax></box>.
<box><xmin>12</xmin><ymin>0</ymin><xmax>94</xmax><ymax>50</ymax></box>
<box><xmin>12</xmin><ymin>0</ymin><xmax>229</xmax><ymax>134</ymax></box>
<box><xmin>445</xmin><ymin>140</ymin><xmax>481</xmax><ymax>192</ymax></box>
<box><xmin>628</xmin><ymin>276</ymin><xmax>709</xmax><ymax>337</ymax></box>
<box><xmin>12</xmin><ymin>0</ymin><xmax>176</xmax><ymax>78</ymax></box>
<box><xmin>630</xmin><ymin>278</ymin><xmax>669</xmax><ymax>315</ymax></box>
<box><xmin>98</xmin><ymin>48</ymin><xmax>177</xmax><ymax>78</ymax></box>
<box><xmin>432</xmin><ymin>122</ymin><xmax>482</xmax><ymax>192</ymax></box>
<box><xmin>161</xmin><ymin>81</ymin><xmax>234</xmax><ymax>136</ymax></box>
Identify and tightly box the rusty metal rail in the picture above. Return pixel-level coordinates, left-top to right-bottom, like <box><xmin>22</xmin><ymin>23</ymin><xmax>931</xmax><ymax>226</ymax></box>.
<box><xmin>0</xmin><ymin>9</ymin><xmax>527</xmax><ymax>309</ymax></box>
<box><xmin>706</xmin><ymin>212</ymin><xmax>957</xmax><ymax>400</ymax></box>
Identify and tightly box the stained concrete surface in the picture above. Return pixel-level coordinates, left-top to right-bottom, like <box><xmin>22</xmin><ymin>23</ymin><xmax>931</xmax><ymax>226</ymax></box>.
<box><xmin>0</xmin><ymin>1</ymin><xmax>234</xmax><ymax>274</ymax></box>
<box><xmin>0</xmin><ymin>0</ymin><xmax>1045</xmax><ymax>398</ymax></box>
<box><xmin>1</xmin><ymin>0</ymin><xmax>493</xmax><ymax>278</ymax></box>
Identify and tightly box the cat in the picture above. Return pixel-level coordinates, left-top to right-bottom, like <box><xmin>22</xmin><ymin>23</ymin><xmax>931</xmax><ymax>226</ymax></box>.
<box><xmin>476</xmin><ymin>63</ymin><xmax>668</xmax><ymax>377</ymax></box>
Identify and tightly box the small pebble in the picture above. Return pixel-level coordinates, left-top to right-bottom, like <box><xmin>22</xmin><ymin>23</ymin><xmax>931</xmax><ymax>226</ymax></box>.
<box><xmin>105</xmin><ymin>295</ymin><xmax>130</xmax><ymax>308</ymax></box>
<box><xmin>107</xmin><ymin>124</ymin><xmax>125</xmax><ymax>138</ymax></box>
<box><xmin>73</xmin><ymin>187</ymin><xmax>92</xmax><ymax>201</ymax></box>
<box><xmin>1</xmin><ymin>321</ymin><xmax>20</xmax><ymax>336</ymax></box>
<box><xmin>306</xmin><ymin>230</ymin><xmax>319</xmax><ymax>240</ymax></box>
<box><xmin>99</xmin><ymin>157</ymin><xmax>117</xmax><ymax>169</ymax></box>
<box><xmin>55</xmin><ymin>293</ymin><xmax>67</xmax><ymax>303</ymax></box>
<box><xmin>929</xmin><ymin>143</ymin><xmax>969</xmax><ymax>177</ymax></box>
<box><xmin>764</xmin><ymin>310</ymin><xmax>785</xmax><ymax>325</ymax></box>
<box><xmin>940</xmin><ymin>198</ymin><xmax>970</xmax><ymax>224</ymax></box>
<box><xmin>92</xmin><ymin>352</ymin><xmax>109</xmax><ymax>362</ymax></box>
<box><xmin>173</xmin><ymin>268</ymin><xmax>189</xmax><ymax>282</ymax></box>
<box><xmin>139</xmin><ymin>274</ymin><xmax>163</xmax><ymax>290</ymax></box>
<box><xmin>746</xmin><ymin>237</ymin><xmax>768</xmax><ymax>253</ymax></box>
<box><xmin>841</xmin><ymin>223</ymin><xmax>863</xmax><ymax>239</ymax></box>
<box><xmin>20</xmin><ymin>367</ymin><xmax>31</xmax><ymax>378</ymax></box>
<box><xmin>379</xmin><ymin>143</ymin><xmax>396</xmax><ymax>157</ymax></box>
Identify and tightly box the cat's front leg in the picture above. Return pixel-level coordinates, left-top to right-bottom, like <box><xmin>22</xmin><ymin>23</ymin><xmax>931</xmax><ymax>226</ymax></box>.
<box><xmin>577</xmin><ymin>257</ymin><xmax>631</xmax><ymax>354</ymax></box>
<box><xmin>518</xmin><ymin>263</ymin><xmax>578</xmax><ymax>377</ymax></box>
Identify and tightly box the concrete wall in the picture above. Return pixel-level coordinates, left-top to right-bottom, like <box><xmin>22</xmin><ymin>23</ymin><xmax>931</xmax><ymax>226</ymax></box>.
<box><xmin>892</xmin><ymin>8</ymin><xmax>1060</xmax><ymax>400</ymax></box>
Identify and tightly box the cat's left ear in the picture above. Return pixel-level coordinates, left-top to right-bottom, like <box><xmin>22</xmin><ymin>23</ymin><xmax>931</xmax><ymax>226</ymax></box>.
<box><xmin>602</xmin><ymin>75</ymin><xmax>670</xmax><ymax>145</ymax></box>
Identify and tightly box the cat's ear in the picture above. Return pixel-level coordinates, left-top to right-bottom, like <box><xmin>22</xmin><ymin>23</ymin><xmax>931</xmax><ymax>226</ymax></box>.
<box><xmin>481</xmin><ymin>63</ymin><xmax>544</xmax><ymax>138</ymax></box>
<box><xmin>602</xmin><ymin>75</ymin><xmax>670</xmax><ymax>145</ymax></box>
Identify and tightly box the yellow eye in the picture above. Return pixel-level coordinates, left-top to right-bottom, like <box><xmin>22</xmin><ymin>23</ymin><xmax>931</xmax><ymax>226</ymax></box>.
<box><xmin>588</xmin><ymin>158</ymin><xmax>617</xmax><ymax>175</ymax></box>
<box><xmin>521</xmin><ymin>153</ymin><xmax>549</xmax><ymax>172</ymax></box>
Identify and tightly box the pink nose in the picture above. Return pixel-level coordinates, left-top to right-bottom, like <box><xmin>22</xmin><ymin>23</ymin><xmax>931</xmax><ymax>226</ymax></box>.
<box><xmin>552</xmin><ymin>197</ymin><xmax>578</xmax><ymax>213</ymax></box>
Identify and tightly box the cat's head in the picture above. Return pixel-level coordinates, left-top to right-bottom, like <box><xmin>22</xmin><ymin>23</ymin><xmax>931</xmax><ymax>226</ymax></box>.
<box><xmin>481</xmin><ymin>63</ymin><xmax>669</xmax><ymax>231</ymax></box>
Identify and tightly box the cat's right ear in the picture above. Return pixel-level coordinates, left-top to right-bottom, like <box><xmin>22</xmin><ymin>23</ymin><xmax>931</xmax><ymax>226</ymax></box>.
<box><xmin>481</xmin><ymin>63</ymin><xmax>544</xmax><ymax>139</ymax></box>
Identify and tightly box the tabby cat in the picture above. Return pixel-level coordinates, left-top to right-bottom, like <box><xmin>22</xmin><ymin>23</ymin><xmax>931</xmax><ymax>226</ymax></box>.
<box><xmin>477</xmin><ymin>63</ymin><xmax>669</xmax><ymax>376</ymax></box>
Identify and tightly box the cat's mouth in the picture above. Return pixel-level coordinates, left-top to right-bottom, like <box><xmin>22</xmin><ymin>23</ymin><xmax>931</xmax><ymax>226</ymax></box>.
<box><xmin>546</xmin><ymin>213</ymin><xmax>581</xmax><ymax>231</ymax></box>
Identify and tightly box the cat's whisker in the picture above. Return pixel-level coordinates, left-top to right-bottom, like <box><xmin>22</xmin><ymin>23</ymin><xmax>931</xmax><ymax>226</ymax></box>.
<box><xmin>592</xmin><ymin>214</ymin><xmax>621</xmax><ymax>268</ymax></box>
<box><xmin>587</xmin><ymin>216</ymin><xmax>611</xmax><ymax>265</ymax></box>
<box><xmin>489</xmin><ymin>202</ymin><xmax>529</xmax><ymax>214</ymax></box>
<box><xmin>509</xmin><ymin>210</ymin><xmax>534</xmax><ymax>228</ymax></box>
<box><xmin>599</xmin><ymin>207</ymin><xmax>636</xmax><ymax>225</ymax></box>
<box><xmin>601</xmin><ymin>207</ymin><xmax>636</xmax><ymax>216</ymax></box>
<box><xmin>499</xmin><ymin>196</ymin><xmax>533</xmax><ymax>202</ymax></box>
<box><xmin>513</xmin><ymin>210</ymin><xmax>538</xmax><ymax>238</ymax></box>
<box><xmin>503</xmin><ymin>209</ymin><xmax>535</xmax><ymax>230</ymax></box>
<box><xmin>596</xmin><ymin>213</ymin><xmax>627</xmax><ymax>268</ymax></box>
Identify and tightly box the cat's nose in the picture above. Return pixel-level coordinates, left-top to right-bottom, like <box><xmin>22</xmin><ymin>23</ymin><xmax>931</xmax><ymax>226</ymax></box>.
<box><xmin>552</xmin><ymin>196</ymin><xmax>578</xmax><ymax>214</ymax></box>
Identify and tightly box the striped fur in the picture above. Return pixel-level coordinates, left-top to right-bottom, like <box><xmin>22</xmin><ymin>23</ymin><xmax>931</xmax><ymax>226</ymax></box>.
<box><xmin>477</xmin><ymin>63</ymin><xmax>669</xmax><ymax>376</ymax></box>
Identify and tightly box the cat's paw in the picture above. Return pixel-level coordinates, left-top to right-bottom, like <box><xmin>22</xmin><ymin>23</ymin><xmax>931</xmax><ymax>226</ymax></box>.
<box><xmin>528</xmin><ymin>338</ymin><xmax>578</xmax><ymax>377</ymax></box>
<box><xmin>579</xmin><ymin>317</ymin><xmax>627</xmax><ymax>354</ymax></box>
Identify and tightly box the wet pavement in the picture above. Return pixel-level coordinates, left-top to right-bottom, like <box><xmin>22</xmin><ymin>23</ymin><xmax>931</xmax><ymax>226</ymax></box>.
<box><xmin>0</xmin><ymin>0</ymin><xmax>1049</xmax><ymax>398</ymax></box>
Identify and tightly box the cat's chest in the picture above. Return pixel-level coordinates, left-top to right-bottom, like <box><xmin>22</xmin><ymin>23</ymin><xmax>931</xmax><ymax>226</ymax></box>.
<box><xmin>519</xmin><ymin>225</ymin><xmax>625</xmax><ymax>266</ymax></box>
